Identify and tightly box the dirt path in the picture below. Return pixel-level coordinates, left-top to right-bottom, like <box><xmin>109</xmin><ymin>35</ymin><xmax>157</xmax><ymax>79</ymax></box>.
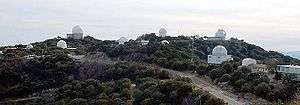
<box><xmin>0</xmin><ymin>97</ymin><xmax>40</xmax><ymax>104</ymax></box>
<box><xmin>162</xmin><ymin>68</ymin><xmax>249</xmax><ymax>105</ymax></box>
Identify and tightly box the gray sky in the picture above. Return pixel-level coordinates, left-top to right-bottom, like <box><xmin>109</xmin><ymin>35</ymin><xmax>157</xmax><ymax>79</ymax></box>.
<box><xmin>1</xmin><ymin>0</ymin><xmax>300</xmax><ymax>52</ymax></box>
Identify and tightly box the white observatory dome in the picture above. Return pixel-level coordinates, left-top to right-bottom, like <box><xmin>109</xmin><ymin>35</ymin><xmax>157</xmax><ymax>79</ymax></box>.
<box><xmin>215</xmin><ymin>29</ymin><xmax>226</xmax><ymax>38</ymax></box>
<box><xmin>117</xmin><ymin>37</ymin><xmax>128</xmax><ymax>44</ymax></box>
<box><xmin>161</xmin><ymin>40</ymin><xmax>169</xmax><ymax>44</ymax></box>
<box><xmin>159</xmin><ymin>28</ymin><xmax>167</xmax><ymax>37</ymax></box>
<box><xmin>26</xmin><ymin>44</ymin><xmax>34</xmax><ymax>49</ymax></box>
<box><xmin>212</xmin><ymin>45</ymin><xmax>228</xmax><ymax>56</ymax></box>
<box><xmin>242</xmin><ymin>58</ymin><xmax>257</xmax><ymax>66</ymax></box>
<box><xmin>57</xmin><ymin>40</ymin><xmax>67</xmax><ymax>49</ymax></box>
<box><xmin>72</xmin><ymin>25</ymin><xmax>83</xmax><ymax>34</ymax></box>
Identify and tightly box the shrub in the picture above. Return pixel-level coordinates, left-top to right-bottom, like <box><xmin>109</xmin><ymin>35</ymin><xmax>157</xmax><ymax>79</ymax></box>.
<box><xmin>255</xmin><ymin>82</ymin><xmax>271</xmax><ymax>97</ymax></box>
<box><xmin>209</xmin><ymin>69</ymin><xmax>225</xmax><ymax>80</ymax></box>
<box><xmin>218</xmin><ymin>74</ymin><xmax>231</xmax><ymax>83</ymax></box>
<box><xmin>233</xmin><ymin>79</ymin><xmax>246</xmax><ymax>90</ymax></box>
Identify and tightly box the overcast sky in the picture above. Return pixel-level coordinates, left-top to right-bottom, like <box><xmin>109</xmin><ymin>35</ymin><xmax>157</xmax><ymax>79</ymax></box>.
<box><xmin>1</xmin><ymin>0</ymin><xmax>300</xmax><ymax>52</ymax></box>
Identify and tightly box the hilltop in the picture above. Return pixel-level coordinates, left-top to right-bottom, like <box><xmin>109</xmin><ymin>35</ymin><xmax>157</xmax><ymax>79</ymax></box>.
<box><xmin>1</xmin><ymin>34</ymin><xmax>300</xmax><ymax>104</ymax></box>
<box><xmin>2</xmin><ymin>34</ymin><xmax>299</xmax><ymax>66</ymax></box>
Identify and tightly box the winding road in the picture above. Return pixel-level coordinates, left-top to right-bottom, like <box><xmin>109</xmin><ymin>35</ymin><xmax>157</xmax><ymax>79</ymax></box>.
<box><xmin>162</xmin><ymin>68</ymin><xmax>249</xmax><ymax>105</ymax></box>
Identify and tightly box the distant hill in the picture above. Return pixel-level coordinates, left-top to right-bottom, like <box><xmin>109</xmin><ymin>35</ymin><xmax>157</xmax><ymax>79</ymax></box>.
<box><xmin>283</xmin><ymin>51</ymin><xmax>300</xmax><ymax>60</ymax></box>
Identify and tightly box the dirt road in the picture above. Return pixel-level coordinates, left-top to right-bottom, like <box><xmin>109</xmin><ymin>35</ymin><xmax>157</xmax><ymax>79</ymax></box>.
<box><xmin>162</xmin><ymin>68</ymin><xmax>249</xmax><ymax>105</ymax></box>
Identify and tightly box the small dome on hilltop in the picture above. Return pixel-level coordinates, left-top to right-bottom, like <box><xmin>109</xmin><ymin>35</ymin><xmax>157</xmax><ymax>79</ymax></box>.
<box><xmin>161</xmin><ymin>40</ymin><xmax>169</xmax><ymax>44</ymax></box>
<box><xmin>57</xmin><ymin>40</ymin><xmax>67</xmax><ymax>49</ymax></box>
<box><xmin>26</xmin><ymin>44</ymin><xmax>34</xmax><ymax>49</ymax></box>
<box><xmin>117</xmin><ymin>37</ymin><xmax>128</xmax><ymax>44</ymax></box>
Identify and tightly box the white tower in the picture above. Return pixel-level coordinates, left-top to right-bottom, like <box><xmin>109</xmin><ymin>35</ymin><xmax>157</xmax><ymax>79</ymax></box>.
<box><xmin>67</xmin><ymin>25</ymin><xmax>84</xmax><ymax>39</ymax></box>
<box><xmin>208</xmin><ymin>45</ymin><xmax>233</xmax><ymax>64</ymax></box>
<box><xmin>57</xmin><ymin>40</ymin><xmax>67</xmax><ymax>49</ymax></box>
<box><xmin>159</xmin><ymin>28</ymin><xmax>167</xmax><ymax>37</ymax></box>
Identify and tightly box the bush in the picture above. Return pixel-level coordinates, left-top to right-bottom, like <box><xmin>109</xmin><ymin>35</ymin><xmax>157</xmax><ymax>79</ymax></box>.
<box><xmin>238</xmin><ymin>66</ymin><xmax>252</xmax><ymax>74</ymax></box>
<box><xmin>233</xmin><ymin>79</ymin><xmax>246</xmax><ymax>90</ymax></box>
<box><xmin>204</xmin><ymin>96</ymin><xmax>225</xmax><ymax>105</ymax></box>
<box><xmin>70</xmin><ymin>98</ymin><xmax>88</xmax><ymax>105</ymax></box>
<box><xmin>158</xmin><ymin>70</ymin><xmax>170</xmax><ymax>79</ymax></box>
<box><xmin>218</xmin><ymin>74</ymin><xmax>231</xmax><ymax>83</ymax></box>
<box><xmin>255</xmin><ymin>82</ymin><xmax>271</xmax><ymax>97</ymax></box>
<box><xmin>209</xmin><ymin>68</ymin><xmax>225</xmax><ymax>80</ymax></box>
<box><xmin>241</xmin><ymin>83</ymin><xmax>254</xmax><ymax>93</ymax></box>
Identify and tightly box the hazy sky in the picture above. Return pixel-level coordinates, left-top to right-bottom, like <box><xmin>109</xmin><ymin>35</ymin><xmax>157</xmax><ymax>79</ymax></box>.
<box><xmin>1</xmin><ymin>0</ymin><xmax>300</xmax><ymax>52</ymax></box>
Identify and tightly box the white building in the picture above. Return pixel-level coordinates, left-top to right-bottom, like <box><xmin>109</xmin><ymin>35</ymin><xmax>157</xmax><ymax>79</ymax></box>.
<box><xmin>161</xmin><ymin>40</ymin><xmax>169</xmax><ymax>45</ymax></box>
<box><xmin>159</xmin><ymin>28</ymin><xmax>167</xmax><ymax>37</ymax></box>
<box><xmin>117</xmin><ymin>37</ymin><xmax>128</xmax><ymax>45</ymax></box>
<box><xmin>277</xmin><ymin>65</ymin><xmax>300</xmax><ymax>80</ymax></box>
<box><xmin>215</xmin><ymin>29</ymin><xmax>226</xmax><ymax>40</ymax></box>
<box><xmin>67</xmin><ymin>25</ymin><xmax>84</xmax><ymax>39</ymax></box>
<box><xmin>140</xmin><ymin>40</ymin><xmax>149</xmax><ymax>46</ymax></box>
<box><xmin>205</xmin><ymin>29</ymin><xmax>227</xmax><ymax>41</ymax></box>
<box><xmin>26</xmin><ymin>44</ymin><xmax>34</xmax><ymax>49</ymax></box>
<box><xmin>208</xmin><ymin>45</ymin><xmax>233</xmax><ymax>64</ymax></box>
<box><xmin>241</xmin><ymin>58</ymin><xmax>269</xmax><ymax>73</ymax></box>
<box><xmin>57</xmin><ymin>40</ymin><xmax>67</xmax><ymax>49</ymax></box>
<box><xmin>242</xmin><ymin>58</ymin><xmax>257</xmax><ymax>66</ymax></box>
<box><xmin>248</xmin><ymin>64</ymin><xmax>269</xmax><ymax>73</ymax></box>
<box><xmin>194</xmin><ymin>35</ymin><xmax>201</xmax><ymax>39</ymax></box>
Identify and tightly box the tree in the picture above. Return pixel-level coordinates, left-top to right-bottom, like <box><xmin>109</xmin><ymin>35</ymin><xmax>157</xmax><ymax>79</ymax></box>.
<box><xmin>218</xmin><ymin>74</ymin><xmax>231</xmax><ymax>83</ymax></box>
<box><xmin>209</xmin><ymin>68</ymin><xmax>225</xmax><ymax>80</ymax></box>
<box><xmin>158</xmin><ymin>70</ymin><xmax>170</xmax><ymax>79</ymax></box>
<box><xmin>255</xmin><ymin>82</ymin><xmax>271</xmax><ymax>97</ymax></box>
<box><xmin>238</xmin><ymin>66</ymin><xmax>252</xmax><ymax>74</ymax></box>
<box><xmin>70</xmin><ymin>98</ymin><xmax>88</xmax><ymax>105</ymax></box>
<box><xmin>85</xmin><ymin>85</ymin><xmax>97</xmax><ymax>97</ymax></box>
<box><xmin>241</xmin><ymin>83</ymin><xmax>254</xmax><ymax>93</ymax></box>
<box><xmin>233</xmin><ymin>79</ymin><xmax>246</xmax><ymax>90</ymax></box>
<box><xmin>204</xmin><ymin>96</ymin><xmax>225</xmax><ymax>105</ymax></box>
<box><xmin>221</xmin><ymin>62</ymin><xmax>238</xmax><ymax>74</ymax></box>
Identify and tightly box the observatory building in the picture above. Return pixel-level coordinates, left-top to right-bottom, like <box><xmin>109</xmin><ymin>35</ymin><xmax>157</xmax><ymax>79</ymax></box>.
<box><xmin>159</xmin><ymin>28</ymin><xmax>167</xmax><ymax>37</ymax></box>
<box><xmin>241</xmin><ymin>58</ymin><xmax>269</xmax><ymax>73</ymax></box>
<box><xmin>242</xmin><ymin>58</ymin><xmax>257</xmax><ymax>66</ymax></box>
<box><xmin>26</xmin><ymin>44</ymin><xmax>34</xmax><ymax>49</ymax></box>
<box><xmin>205</xmin><ymin>29</ymin><xmax>227</xmax><ymax>41</ymax></box>
<box><xmin>161</xmin><ymin>40</ymin><xmax>169</xmax><ymax>45</ymax></box>
<box><xmin>117</xmin><ymin>37</ymin><xmax>128</xmax><ymax>45</ymax></box>
<box><xmin>57</xmin><ymin>40</ymin><xmax>67</xmax><ymax>49</ymax></box>
<box><xmin>67</xmin><ymin>25</ymin><xmax>84</xmax><ymax>39</ymax></box>
<box><xmin>215</xmin><ymin>29</ymin><xmax>226</xmax><ymax>40</ymax></box>
<box><xmin>276</xmin><ymin>65</ymin><xmax>300</xmax><ymax>81</ymax></box>
<box><xmin>140</xmin><ymin>40</ymin><xmax>149</xmax><ymax>46</ymax></box>
<box><xmin>208</xmin><ymin>45</ymin><xmax>233</xmax><ymax>64</ymax></box>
